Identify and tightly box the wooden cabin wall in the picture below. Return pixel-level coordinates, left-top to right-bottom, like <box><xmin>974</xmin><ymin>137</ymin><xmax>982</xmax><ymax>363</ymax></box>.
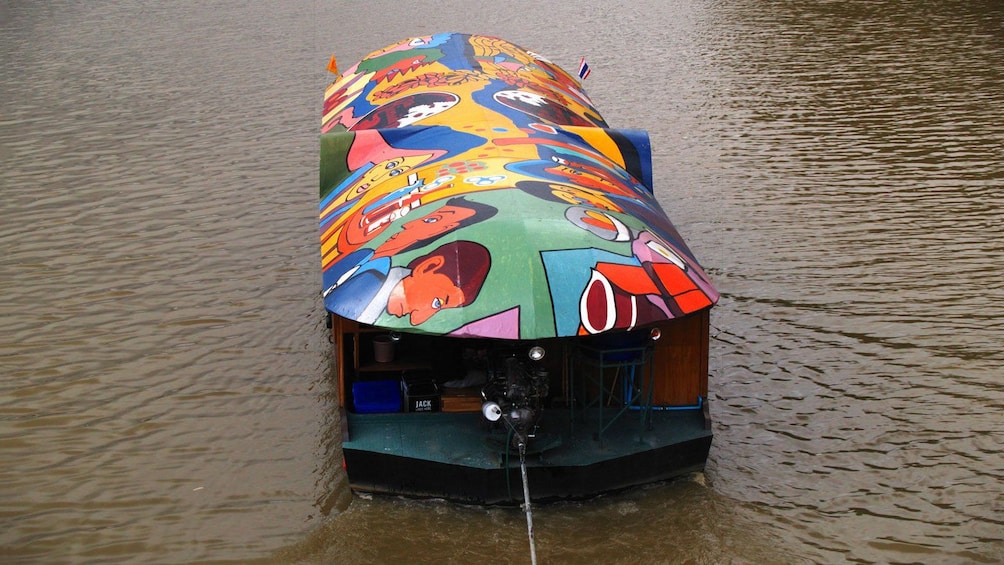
<box><xmin>648</xmin><ymin>309</ymin><xmax>710</xmax><ymax>406</ymax></box>
<box><xmin>331</xmin><ymin>315</ymin><xmax>358</xmax><ymax>409</ymax></box>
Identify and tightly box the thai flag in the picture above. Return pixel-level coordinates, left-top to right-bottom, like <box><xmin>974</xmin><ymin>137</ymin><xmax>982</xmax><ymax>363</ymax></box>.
<box><xmin>578</xmin><ymin>57</ymin><xmax>591</xmax><ymax>80</ymax></box>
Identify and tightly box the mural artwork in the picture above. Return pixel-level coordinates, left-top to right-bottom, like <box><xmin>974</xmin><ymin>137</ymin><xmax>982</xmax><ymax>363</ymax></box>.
<box><xmin>320</xmin><ymin>33</ymin><xmax>719</xmax><ymax>339</ymax></box>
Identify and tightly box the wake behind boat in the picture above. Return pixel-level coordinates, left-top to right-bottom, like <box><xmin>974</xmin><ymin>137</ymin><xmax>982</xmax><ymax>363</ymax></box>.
<box><xmin>319</xmin><ymin>32</ymin><xmax>719</xmax><ymax>505</ymax></box>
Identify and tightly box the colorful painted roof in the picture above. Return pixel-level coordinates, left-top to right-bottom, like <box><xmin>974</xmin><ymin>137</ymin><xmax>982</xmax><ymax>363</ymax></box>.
<box><xmin>320</xmin><ymin>33</ymin><xmax>718</xmax><ymax>339</ymax></box>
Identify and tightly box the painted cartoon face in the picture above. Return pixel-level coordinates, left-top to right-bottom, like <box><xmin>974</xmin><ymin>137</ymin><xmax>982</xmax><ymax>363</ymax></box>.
<box><xmin>398</xmin><ymin>100</ymin><xmax>457</xmax><ymax>126</ymax></box>
<box><xmin>495</xmin><ymin>90</ymin><xmax>594</xmax><ymax>126</ymax></box>
<box><xmin>377</xmin><ymin>203</ymin><xmax>477</xmax><ymax>256</ymax></box>
<box><xmin>336</xmin><ymin>175</ymin><xmax>461</xmax><ymax>253</ymax></box>
<box><xmin>548</xmin><ymin>161</ymin><xmax>625</xmax><ymax>194</ymax></box>
<box><xmin>352</xmin><ymin>92</ymin><xmax>459</xmax><ymax>130</ymax></box>
<box><xmin>496</xmin><ymin>90</ymin><xmax>548</xmax><ymax>107</ymax></box>
<box><xmin>387</xmin><ymin>256</ymin><xmax>465</xmax><ymax>325</ymax></box>
<box><xmin>546</xmin><ymin>182</ymin><xmax>621</xmax><ymax>210</ymax></box>
<box><xmin>353</xmin><ymin>153</ymin><xmax>432</xmax><ymax>194</ymax></box>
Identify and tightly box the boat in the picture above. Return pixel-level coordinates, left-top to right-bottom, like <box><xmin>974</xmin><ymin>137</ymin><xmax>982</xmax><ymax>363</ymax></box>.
<box><xmin>319</xmin><ymin>33</ymin><xmax>720</xmax><ymax>505</ymax></box>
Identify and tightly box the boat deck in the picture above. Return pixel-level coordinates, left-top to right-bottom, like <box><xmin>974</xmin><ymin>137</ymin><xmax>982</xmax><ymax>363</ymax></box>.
<box><xmin>343</xmin><ymin>407</ymin><xmax>710</xmax><ymax>470</ymax></box>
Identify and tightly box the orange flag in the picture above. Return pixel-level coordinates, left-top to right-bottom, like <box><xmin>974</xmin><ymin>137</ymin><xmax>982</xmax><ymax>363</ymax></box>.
<box><xmin>327</xmin><ymin>55</ymin><xmax>339</xmax><ymax>75</ymax></box>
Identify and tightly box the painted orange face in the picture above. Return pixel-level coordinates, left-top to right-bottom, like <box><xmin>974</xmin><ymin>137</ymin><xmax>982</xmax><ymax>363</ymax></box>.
<box><xmin>386</xmin><ymin>256</ymin><xmax>465</xmax><ymax>325</ymax></box>
<box><xmin>375</xmin><ymin>204</ymin><xmax>477</xmax><ymax>257</ymax></box>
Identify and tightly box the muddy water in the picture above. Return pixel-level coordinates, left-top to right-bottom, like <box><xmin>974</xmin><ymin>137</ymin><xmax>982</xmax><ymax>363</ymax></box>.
<box><xmin>2</xmin><ymin>1</ymin><xmax>1001</xmax><ymax>563</ymax></box>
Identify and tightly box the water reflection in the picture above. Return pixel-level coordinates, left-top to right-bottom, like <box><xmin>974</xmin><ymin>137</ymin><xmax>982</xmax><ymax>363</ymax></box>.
<box><xmin>278</xmin><ymin>476</ymin><xmax>797</xmax><ymax>565</ymax></box>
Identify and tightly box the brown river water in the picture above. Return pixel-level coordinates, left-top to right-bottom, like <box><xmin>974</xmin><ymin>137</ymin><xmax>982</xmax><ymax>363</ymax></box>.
<box><xmin>1</xmin><ymin>1</ymin><xmax>1002</xmax><ymax>563</ymax></box>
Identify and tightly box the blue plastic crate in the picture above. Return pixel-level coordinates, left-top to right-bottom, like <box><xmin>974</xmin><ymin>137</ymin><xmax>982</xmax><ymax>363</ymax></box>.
<box><xmin>352</xmin><ymin>380</ymin><xmax>401</xmax><ymax>413</ymax></box>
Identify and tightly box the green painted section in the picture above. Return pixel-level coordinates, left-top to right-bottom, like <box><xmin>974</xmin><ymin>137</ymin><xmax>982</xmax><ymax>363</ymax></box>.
<box><xmin>343</xmin><ymin>408</ymin><xmax>710</xmax><ymax>469</ymax></box>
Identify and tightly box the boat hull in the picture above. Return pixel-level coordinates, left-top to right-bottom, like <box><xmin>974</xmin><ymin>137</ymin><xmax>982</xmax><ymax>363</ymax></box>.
<box><xmin>341</xmin><ymin>408</ymin><xmax>712</xmax><ymax>504</ymax></box>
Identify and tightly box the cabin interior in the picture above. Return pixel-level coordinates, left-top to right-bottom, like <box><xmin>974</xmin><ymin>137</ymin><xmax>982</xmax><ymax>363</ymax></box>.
<box><xmin>329</xmin><ymin>311</ymin><xmax>711</xmax><ymax>429</ymax></box>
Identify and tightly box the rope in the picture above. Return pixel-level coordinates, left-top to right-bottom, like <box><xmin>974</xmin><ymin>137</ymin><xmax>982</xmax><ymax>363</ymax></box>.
<box><xmin>518</xmin><ymin>440</ymin><xmax>538</xmax><ymax>565</ymax></box>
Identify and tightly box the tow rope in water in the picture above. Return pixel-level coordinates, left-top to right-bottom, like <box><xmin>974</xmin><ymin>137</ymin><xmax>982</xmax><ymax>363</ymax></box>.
<box><xmin>517</xmin><ymin>439</ymin><xmax>537</xmax><ymax>565</ymax></box>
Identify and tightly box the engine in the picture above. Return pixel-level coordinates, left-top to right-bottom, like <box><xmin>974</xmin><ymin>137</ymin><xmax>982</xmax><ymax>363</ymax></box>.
<box><xmin>480</xmin><ymin>348</ymin><xmax>549</xmax><ymax>447</ymax></box>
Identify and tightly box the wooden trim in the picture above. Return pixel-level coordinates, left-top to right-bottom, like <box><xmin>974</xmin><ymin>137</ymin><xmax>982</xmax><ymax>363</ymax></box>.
<box><xmin>648</xmin><ymin>309</ymin><xmax>710</xmax><ymax>406</ymax></box>
<box><xmin>332</xmin><ymin>315</ymin><xmax>360</xmax><ymax>409</ymax></box>
<box><xmin>699</xmin><ymin>309</ymin><xmax>709</xmax><ymax>399</ymax></box>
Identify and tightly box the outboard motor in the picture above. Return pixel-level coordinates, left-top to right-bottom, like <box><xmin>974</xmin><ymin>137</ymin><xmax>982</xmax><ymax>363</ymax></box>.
<box><xmin>480</xmin><ymin>346</ymin><xmax>549</xmax><ymax>448</ymax></box>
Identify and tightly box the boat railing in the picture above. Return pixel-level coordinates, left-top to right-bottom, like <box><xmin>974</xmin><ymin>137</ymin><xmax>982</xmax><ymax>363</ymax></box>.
<box><xmin>569</xmin><ymin>342</ymin><xmax>655</xmax><ymax>445</ymax></box>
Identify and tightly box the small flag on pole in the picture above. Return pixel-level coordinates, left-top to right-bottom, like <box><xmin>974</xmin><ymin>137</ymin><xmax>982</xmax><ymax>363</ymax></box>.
<box><xmin>577</xmin><ymin>57</ymin><xmax>591</xmax><ymax>80</ymax></box>
<box><xmin>327</xmin><ymin>54</ymin><xmax>339</xmax><ymax>75</ymax></box>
